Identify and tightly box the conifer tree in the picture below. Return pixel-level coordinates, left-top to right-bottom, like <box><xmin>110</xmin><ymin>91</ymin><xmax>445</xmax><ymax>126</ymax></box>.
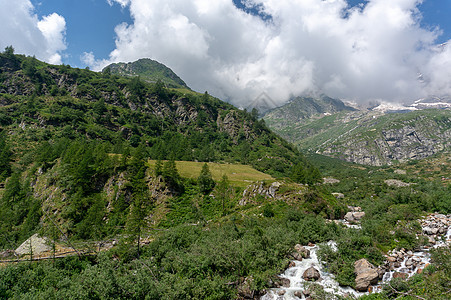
<box><xmin>198</xmin><ymin>163</ymin><xmax>215</xmax><ymax>194</ymax></box>
<box><xmin>162</xmin><ymin>159</ymin><xmax>180</xmax><ymax>188</ymax></box>
<box><xmin>216</xmin><ymin>174</ymin><xmax>231</xmax><ymax>216</ymax></box>
<box><xmin>0</xmin><ymin>131</ymin><xmax>12</xmax><ymax>181</ymax></box>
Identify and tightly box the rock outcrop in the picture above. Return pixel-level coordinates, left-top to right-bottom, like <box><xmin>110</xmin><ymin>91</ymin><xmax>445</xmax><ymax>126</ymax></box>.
<box><xmin>344</xmin><ymin>206</ymin><xmax>365</xmax><ymax>223</ymax></box>
<box><xmin>15</xmin><ymin>234</ymin><xmax>51</xmax><ymax>257</ymax></box>
<box><xmin>303</xmin><ymin>266</ymin><xmax>321</xmax><ymax>281</ymax></box>
<box><xmin>240</xmin><ymin>181</ymin><xmax>281</xmax><ymax>205</ymax></box>
<box><xmin>354</xmin><ymin>259</ymin><xmax>379</xmax><ymax>292</ymax></box>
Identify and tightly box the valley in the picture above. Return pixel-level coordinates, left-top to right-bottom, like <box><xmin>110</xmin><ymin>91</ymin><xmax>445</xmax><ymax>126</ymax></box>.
<box><xmin>0</xmin><ymin>51</ymin><xmax>449</xmax><ymax>300</ymax></box>
<box><xmin>264</xmin><ymin>98</ymin><xmax>450</xmax><ymax>166</ymax></box>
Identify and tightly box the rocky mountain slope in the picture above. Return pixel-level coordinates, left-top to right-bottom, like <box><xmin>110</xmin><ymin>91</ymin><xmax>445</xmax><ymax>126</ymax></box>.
<box><xmin>0</xmin><ymin>53</ymin><xmax>311</xmax><ymax>176</ymax></box>
<box><xmin>0</xmin><ymin>52</ymin><xmax>324</xmax><ymax>247</ymax></box>
<box><xmin>263</xmin><ymin>95</ymin><xmax>355</xmax><ymax>136</ymax></box>
<box><xmin>264</xmin><ymin>96</ymin><xmax>451</xmax><ymax>166</ymax></box>
<box><xmin>103</xmin><ymin>58</ymin><xmax>188</xmax><ymax>88</ymax></box>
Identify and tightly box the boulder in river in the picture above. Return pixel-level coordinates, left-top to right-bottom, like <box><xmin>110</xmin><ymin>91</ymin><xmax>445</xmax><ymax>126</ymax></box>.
<box><xmin>354</xmin><ymin>259</ymin><xmax>379</xmax><ymax>292</ymax></box>
<box><xmin>303</xmin><ymin>266</ymin><xmax>321</xmax><ymax>281</ymax></box>
<box><xmin>294</xmin><ymin>244</ymin><xmax>311</xmax><ymax>259</ymax></box>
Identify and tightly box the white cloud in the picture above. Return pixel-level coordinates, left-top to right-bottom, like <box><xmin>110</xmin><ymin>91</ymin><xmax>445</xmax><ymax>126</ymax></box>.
<box><xmin>107</xmin><ymin>0</ymin><xmax>130</xmax><ymax>8</ymax></box>
<box><xmin>95</xmin><ymin>0</ymin><xmax>449</xmax><ymax>106</ymax></box>
<box><xmin>37</xmin><ymin>13</ymin><xmax>67</xmax><ymax>64</ymax></box>
<box><xmin>81</xmin><ymin>51</ymin><xmax>96</xmax><ymax>66</ymax></box>
<box><xmin>0</xmin><ymin>0</ymin><xmax>66</xmax><ymax>64</ymax></box>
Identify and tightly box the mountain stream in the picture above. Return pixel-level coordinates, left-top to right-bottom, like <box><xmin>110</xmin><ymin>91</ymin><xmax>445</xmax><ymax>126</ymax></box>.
<box><xmin>261</xmin><ymin>213</ymin><xmax>450</xmax><ymax>299</ymax></box>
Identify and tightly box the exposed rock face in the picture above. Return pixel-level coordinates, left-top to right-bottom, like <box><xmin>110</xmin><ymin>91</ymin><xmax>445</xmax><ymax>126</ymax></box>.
<box><xmin>303</xmin><ymin>266</ymin><xmax>321</xmax><ymax>281</ymax></box>
<box><xmin>294</xmin><ymin>244</ymin><xmax>311</xmax><ymax>259</ymax></box>
<box><xmin>384</xmin><ymin>179</ymin><xmax>412</xmax><ymax>187</ymax></box>
<box><xmin>217</xmin><ymin>111</ymin><xmax>257</xmax><ymax>144</ymax></box>
<box><xmin>15</xmin><ymin>234</ymin><xmax>51</xmax><ymax>257</ymax></box>
<box><xmin>266</xmin><ymin>103</ymin><xmax>450</xmax><ymax>166</ymax></box>
<box><xmin>345</xmin><ymin>211</ymin><xmax>365</xmax><ymax>222</ymax></box>
<box><xmin>320</xmin><ymin>114</ymin><xmax>451</xmax><ymax>166</ymax></box>
<box><xmin>240</xmin><ymin>181</ymin><xmax>281</xmax><ymax>205</ymax></box>
<box><xmin>323</xmin><ymin>177</ymin><xmax>340</xmax><ymax>184</ymax></box>
<box><xmin>354</xmin><ymin>259</ymin><xmax>379</xmax><ymax>292</ymax></box>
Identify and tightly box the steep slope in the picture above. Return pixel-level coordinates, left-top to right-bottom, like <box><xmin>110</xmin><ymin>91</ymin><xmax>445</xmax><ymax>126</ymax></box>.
<box><xmin>263</xmin><ymin>95</ymin><xmax>355</xmax><ymax>142</ymax></box>
<box><xmin>0</xmin><ymin>53</ymin><xmax>308</xmax><ymax>177</ymax></box>
<box><xmin>0</xmin><ymin>52</ymin><xmax>325</xmax><ymax>246</ymax></box>
<box><xmin>318</xmin><ymin>109</ymin><xmax>451</xmax><ymax>166</ymax></box>
<box><xmin>103</xmin><ymin>58</ymin><xmax>188</xmax><ymax>88</ymax></box>
<box><xmin>265</xmin><ymin>101</ymin><xmax>451</xmax><ymax>166</ymax></box>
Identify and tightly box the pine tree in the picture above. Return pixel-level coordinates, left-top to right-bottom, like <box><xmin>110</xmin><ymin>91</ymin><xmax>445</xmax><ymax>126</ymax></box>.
<box><xmin>0</xmin><ymin>131</ymin><xmax>12</xmax><ymax>181</ymax></box>
<box><xmin>216</xmin><ymin>174</ymin><xmax>231</xmax><ymax>216</ymax></box>
<box><xmin>198</xmin><ymin>163</ymin><xmax>215</xmax><ymax>194</ymax></box>
<box><xmin>162</xmin><ymin>159</ymin><xmax>180</xmax><ymax>188</ymax></box>
<box><xmin>155</xmin><ymin>159</ymin><xmax>163</xmax><ymax>176</ymax></box>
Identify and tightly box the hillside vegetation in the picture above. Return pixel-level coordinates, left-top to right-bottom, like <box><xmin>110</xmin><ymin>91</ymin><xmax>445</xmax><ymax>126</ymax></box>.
<box><xmin>265</xmin><ymin>98</ymin><xmax>451</xmax><ymax>166</ymax></box>
<box><xmin>0</xmin><ymin>49</ymin><xmax>449</xmax><ymax>300</ymax></box>
<box><xmin>0</xmin><ymin>50</ymin><xmax>323</xmax><ymax>248</ymax></box>
<box><xmin>104</xmin><ymin>58</ymin><xmax>188</xmax><ymax>88</ymax></box>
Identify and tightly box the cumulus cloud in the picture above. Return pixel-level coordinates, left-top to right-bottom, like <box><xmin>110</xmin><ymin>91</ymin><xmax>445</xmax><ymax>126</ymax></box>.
<box><xmin>93</xmin><ymin>0</ymin><xmax>449</xmax><ymax>106</ymax></box>
<box><xmin>0</xmin><ymin>0</ymin><xmax>66</xmax><ymax>64</ymax></box>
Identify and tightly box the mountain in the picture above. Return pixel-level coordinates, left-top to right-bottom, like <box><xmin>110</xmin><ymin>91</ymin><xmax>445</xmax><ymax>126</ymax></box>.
<box><xmin>263</xmin><ymin>95</ymin><xmax>356</xmax><ymax>143</ymax></box>
<box><xmin>264</xmin><ymin>96</ymin><xmax>451</xmax><ymax>166</ymax></box>
<box><xmin>1</xmin><ymin>52</ymin><xmax>450</xmax><ymax>300</ymax></box>
<box><xmin>0</xmin><ymin>52</ymin><xmax>324</xmax><ymax>243</ymax></box>
<box><xmin>0</xmin><ymin>54</ymin><xmax>318</xmax><ymax>178</ymax></box>
<box><xmin>103</xmin><ymin>58</ymin><xmax>188</xmax><ymax>88</ymax></box>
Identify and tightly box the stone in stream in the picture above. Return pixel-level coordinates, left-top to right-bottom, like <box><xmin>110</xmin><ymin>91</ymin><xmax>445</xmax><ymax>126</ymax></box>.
<box><xmin>303</xmin><ymin>266</ymin><xmax>321</xmax><ymax>281</ymax></box>
<box><xmin>387</xmin><ymin>256</ymin><xmax>396</xmax><ymax>263</ymax></box>
<box><xmin>354</xmin><ymin>259</ymin><xmax>379</xmax><ymax>292</ymax></box>
<box><xmin>290</xmin><ymin>251</ymin><xmax>303</xmax><ymax>261</ymax></box>
<box><xmin>294</xmin><ymin>244</ymin><xmax>311</xmax><ymax>259</ymax></box>
<box><xmin>273</xmin><ymin>276</ymin><xmax>290</xmax><ymax>288</ymax></box>
<box><xmin>393</xmin><ymin>272</ymin><xmax>408</xmax><ymax>279</ymax></box>
<box><xmin>294</xmin><ymin>291</ymin><xmax>304</xmax><ymax>298</ymax></box>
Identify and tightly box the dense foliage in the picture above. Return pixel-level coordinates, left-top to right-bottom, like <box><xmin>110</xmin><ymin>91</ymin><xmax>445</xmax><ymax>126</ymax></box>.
<box><xmin>0</xmin><ymin>48</ymin><xmax>450</xmax><ymax>300</ymax></box>
<box><xmin>0</xmin><ymin>51</ymin><xmax>319</xmax><ymax>180</ymax></box>
<box><xmin>0</xmin><ymin>212</ymin><xmax>339</xmax><ymax>300</ymax></box>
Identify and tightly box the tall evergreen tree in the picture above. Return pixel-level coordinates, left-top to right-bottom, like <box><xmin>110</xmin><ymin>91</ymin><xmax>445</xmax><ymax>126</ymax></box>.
<box><xmin>198</xmin><ymin>163</ymin><xmax>215</xmax><ymax>194</ymax></box>
<box><xmin>216</xmin><ymin>174</ymin><xmax>231</xmax><ymax>216</ymax></box>
<box><xmin>162</xmin><ymin>159</ymin><xmax>180</xmax><ymax>189</ymax></box>
<box><xmin>0</xmin><ymin>131</ymin><xmax>12</xmax><ymax>181</ymax></box>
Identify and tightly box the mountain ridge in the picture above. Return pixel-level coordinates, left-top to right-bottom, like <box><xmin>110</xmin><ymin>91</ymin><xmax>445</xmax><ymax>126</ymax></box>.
<box><xmin>264</xmin><ymin>95</ymin><xmax>451</xmax><ymax>166</ymax></box>
<box><xmin>103</xmin><ymin>58</ymin><xmax>188</xmax><ymax>89</ymax></box>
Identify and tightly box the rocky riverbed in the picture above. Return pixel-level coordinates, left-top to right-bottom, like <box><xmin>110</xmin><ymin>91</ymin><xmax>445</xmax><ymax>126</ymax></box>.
<box><xmin>260</xmin><ymin>213</ymin><xmax>450</xmax><ymax>299</ymax></box>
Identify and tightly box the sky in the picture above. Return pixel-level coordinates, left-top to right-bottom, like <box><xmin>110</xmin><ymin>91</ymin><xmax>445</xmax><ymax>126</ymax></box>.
<box><xmin>0</xmin><ymin>0</ymin><xmax>450</xmax><ymax>107</ymax></box>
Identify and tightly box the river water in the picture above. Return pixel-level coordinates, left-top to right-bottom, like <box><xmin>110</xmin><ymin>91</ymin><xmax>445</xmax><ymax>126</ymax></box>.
<box><xmin>261</xmin><ymin>215</ymin><xmax>450</xmax><ymax>299</ymax></box>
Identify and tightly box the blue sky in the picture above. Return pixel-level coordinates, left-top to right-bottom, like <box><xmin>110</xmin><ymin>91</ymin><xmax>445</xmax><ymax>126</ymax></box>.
<box><xmin>31</xmin><ymin>0</ymin><xmax>132</xmax><ymax>67</ymax></box>
<box><xmin>1</xmin><ymin>0</ymin><xmax>451</xmax><ymax>104</ymax></box>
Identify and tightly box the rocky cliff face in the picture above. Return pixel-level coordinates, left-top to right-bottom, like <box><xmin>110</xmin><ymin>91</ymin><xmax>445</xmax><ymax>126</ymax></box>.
<box><xmin>265</xmin><ymin>99</ymin><xmax>451</xmax><ymax>166</ymax></box>
<box><xmin>319</xmin><ymin>111</ymin><xmax>451</xmax><ymax>166</ymax></box>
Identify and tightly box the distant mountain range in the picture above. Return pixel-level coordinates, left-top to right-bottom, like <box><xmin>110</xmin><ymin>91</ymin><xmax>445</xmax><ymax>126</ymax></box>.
<box><xmin>263</xmin><ymin>95</ymin><xmax>451</xmax><ymax>166</ymax></box>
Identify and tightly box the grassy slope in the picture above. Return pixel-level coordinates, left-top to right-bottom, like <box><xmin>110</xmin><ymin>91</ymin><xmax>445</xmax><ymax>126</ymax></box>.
<box><xmin>148</xmin><ymin>160</ymin><xmax>274</xmax><ymax>188</ymax></box>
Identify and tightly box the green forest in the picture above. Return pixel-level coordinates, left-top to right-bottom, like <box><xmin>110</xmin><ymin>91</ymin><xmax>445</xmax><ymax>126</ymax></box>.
<box><xmin>0</xmin><ymin>49</ymin><xmax>449</xmax><ymax>299</ymax></box>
